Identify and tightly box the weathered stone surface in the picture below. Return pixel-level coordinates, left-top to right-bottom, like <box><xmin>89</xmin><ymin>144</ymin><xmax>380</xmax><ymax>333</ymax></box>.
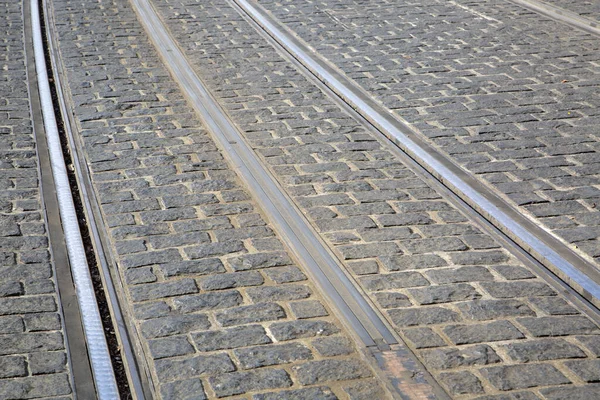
<box><xmin>227</xmin><ymin>252</ymin><xmax>292</xmax><ymax>271</ymax></box>
<box><xmin>457</xmin><ymin>300</ymin><xmax>536</xmax><ymax>320</ymax></box>
<box><xmin>160</xmin><ymin>378</ymin><xmax>207</xmax><ymax>400</ymax></box>
<box><xmin>253</xmin><ymin>387</ymin><xmax>337</xmax><ymax>400</ymax></box>
<box><xmin>482</xmin><ymin>364</ymin><xmax>570</xmax><ymax>390</ymax></box>
<box><xmin>564</xmin><ymin>360</ymin><xmax>600</xmax><ymax>382</ymax></box>
<box><xmin>388</xmin><ymin>307</ymin><xmax>460</xmax><ymax>327</ymax></box>
<box><xmin>290</xmin><ymin>300</ymin><xmax>328</xmax><ymax>319</ymax></box>
<box><xmin>191</xmin><ymin>325</ymin><xmax>271</xmax><ymax>351</ymax></box>
<box><xmin>359</xmin><ymin>272</ymin><xmax>429</xmax><ymax>291</ymax></box>
<box><xmin>517</xmin><ymin>316</ymin><xmax>600</xmax><ymax>337</ymax></box>
<box><xmin>343</xmin><ymin>380</ymin><xmax>387</xmax><ymax>400</ymax></box>
<box><xmin>270</xmin><ymin>320</ymin><xmax>340</xmax><ymax>341</ymax></box>
<box><xmin>209</xmin><ymin>369</ymin><xmax>292</xmax><ymax>397</ymax></box>
<box><xmin>173</xmin><ymin>291</ymin><xmax>242</xmax><ymax>313</ymax></box>
<box><xmin>199</xmin><ymin>271</ymin><xmax>263</xmax><ymax>291</ymax></box>
<box><xmin>421</xmin><ymin>345</ymin><xmax>501</xmax><ymax>370</ymax></box>
<box><xmin>402</xmin><ymin>328</ymin><xmax>446</xmax><ymax>349</ymax></box>
<box><xmin>215</xmin><ymin>303</ymin><xmax>285</xmax><ymax>327</ymax></box>
<box><xmin>155</xmin><ymin>353</ymin><xmax>235</xmax><ymax>381</ymax></box>
<box><xmin>408</xmin><ymin>284</ymin><xmax>480</xmax><ymax>305</ymax></box>
<box><xmin>246</xmin><ymin>285</ymin><xmax>311</xmax><ymax>303</ymax></box>
<box><xmin>312</xmin><ymin>337</ymin><xmax>354</xmax><ymax>357</ymax></box>
<box><xmin>0</xmin><ymin>332</ymin><xmax>64</xmax><ymax>355</ymax></box>
<box><xmin>503</xmin><ymin>339</ymin><xmax>586</xmax><ymax>362</ymax></box>
<box><xmin>293</xmin><ymin>359</ymin><xmax>372</xmax><ymax>385</ymax></box>
<box><xmin>0</xmin><ymin>356</ymin><xmax>27</xmax><ymax>378</ymax></box>
<box><xmin>235</xmin><ymin>343</ymin><xmax>313</xmax><ymax>369</ymax></box>
<box><xmin>29</xmin><ymin>352</ymin><xmax>67</xmax><ymax>375</ymax></box>
<box><xmin>540</xmin><ymin>384</ymin><xmax>600</xmax><ymax>400</ymax></box>
<box><xmin>439</xmin><ymin>371</ymin><xmax>484</xmax><ymax>395</ymax></box>
<box><xmin>149</xmin><ymin>336</ymin><xmax>195</xmax><ymax>359</ymax></box>
<box><xmin>444</xmin><ymin>321</ymin><xmax>525</xmax><ymax>345</ymax></box>
<box><xmin>130</xmin><ymin>279</ymin><xmax>198</xmax><ymax>302</ymax></box>
<box><xmin>141</xmin><ymin>314</ymin><xmax>211</xmax><ymax>339</ymax></box>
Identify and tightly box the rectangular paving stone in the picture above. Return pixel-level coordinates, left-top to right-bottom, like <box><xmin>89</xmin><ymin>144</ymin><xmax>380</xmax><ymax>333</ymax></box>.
<box><xmin>482</xmin><ymin>364</ymin><xmax>571</xmax><ymax>391</ymax></box>
<box><xmin>444</xmin><ymin>321</ymin><xmax>526</xmax><ymax>345</ymax></box>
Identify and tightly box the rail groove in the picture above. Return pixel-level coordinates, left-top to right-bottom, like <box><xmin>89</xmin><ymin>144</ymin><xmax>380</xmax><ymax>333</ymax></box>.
<box><xmin>129</xmin><ymin>0</ymin><xmax>449</xmax><ymax>398</ymax></box>
<box><xmin>29</xmin><ymin>0</ymin><xmax>119</xmax><ymax>397</ymax></box>
<box><xmin>230</xmin><ymin>0</ymin><xmax>600</xmax><ymax>312</ymax></box>
<box><xmin>41</xmin><ymin>0</ymin><xmax>153</xmax><ymax>397</ymax></box>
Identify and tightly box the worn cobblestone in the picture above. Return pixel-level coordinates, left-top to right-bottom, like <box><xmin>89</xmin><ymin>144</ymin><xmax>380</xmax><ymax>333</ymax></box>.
<box><xmin>52</xmin><ymin>0</ymin><xmax>385</xmax><ymax>397</ymax></box>
<box><xmin>145</xmin><ymin>0</ymin><xmax>600</xmax><ymax>397</ymax></box>
<box><xmin>0</xmin><ymin>0</ymin><xmax>73</xmax><ymax>397</ymax></box>
<box><xmin>256</xmin><ymin>0</ymin><xmax>600</xmax><ymax>267</ymax></box>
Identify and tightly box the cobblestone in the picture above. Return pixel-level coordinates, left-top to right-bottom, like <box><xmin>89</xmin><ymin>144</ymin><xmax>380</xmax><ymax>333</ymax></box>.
<box><xmin>145</xmin><ymin>0</ymin><xmax>600</xmax><ymax>396</ymax></box>
<box><xmin>0</xmin><ymin>0</ymin><xmax>73</xmax><ymax>397</ymax></box>
<box><xmin>51</xmin><ymin>0</ymin><xmax>385</xmax><ymax>397</ymax></box>
<box><xmin>256</xmin><ymin>0</ymin><xmax>600</xmax><ymax>266</ymax></box>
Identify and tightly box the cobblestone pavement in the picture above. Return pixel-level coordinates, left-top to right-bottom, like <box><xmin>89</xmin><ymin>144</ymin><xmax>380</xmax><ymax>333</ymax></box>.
<box><xmin>51</xmin><ymin>0</ymin><xmax>388</xmax><ymax>398</ymax></box>
<box><xmin>540</xmin><ymin>0</ymin><xmax>600</xmax><ymax>21</ymax></box>
<box><xmin>0</xmin><ymin>1</ymin><xmax>73</xmax><ymax>399</ymax></box>
<box><xmin>144</xmin><ymin>0</ymin><xmax>600</xmax><ymax>398</ymax></box>
<box><xmin>254</xmin><ymin>0</ymin><xmax>600</xmax><ymax>267</ymax></box>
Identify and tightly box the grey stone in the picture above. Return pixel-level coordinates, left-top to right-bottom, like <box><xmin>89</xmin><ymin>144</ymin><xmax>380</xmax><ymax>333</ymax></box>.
<box><xmin>312</xmin><ymin>337</ymin><xmax>354</xmax><ymax>357</ymax></box>
<box><xmin>235</xmin><ymin>343</ymin><xmax>313</xmax><ymax>369</ymax></box>
<box><xmin>426</xmin><ymin>266</ymin><xmax>495</xmax><ymax>284</ymax></box>
<box><xmin>517</xmin><ymin>316</ymin><xmax>599</xmax><ymax>337</ymax></box>
<box><xmin>141</xmin><ymin>314</ymin><xmax>211</xmax><ymax>339</ymax></box>
<box><xmin>185</xmin><ymin>241</ymin><xmax>246</xmax><ymax>259</ymax></box>
<box><xmin>402</xmin><ymin>237</ymin><xmax>467</xmax><ymax>253</ymax></box>
<box><xmin>373</xmin><ymin>292</ymin><xmax>412</xmax><ymax>308</ymax></box>
<box><xmin>29</xmin><ymin>351</ymin><xmax>67</xmax><ymax>375</ymax></box>
<box><xmin>191</xmin><ymin>325</ymin><xmax>271</xmax><ymax>351</ymax></box>
<box><xmin>379</xmin><ymin>254</ymin><xmax>447</xmax><ymax>271</ymax></box>
<box><xmin>564</xmin><ymin>360</ymin><xmax>600</xmax><ymax>382</ymax></box>
<box><xmin>482</xmin><ymin>364</ymin><xmax>570</xmax><ymax>390</ymax></box>
<box><xmin>228</xmin><ymin>252</ymin><xmax>292</xmax><ymax>271</ymax></box>
<box><xmin>0</xmin><ymin>296</ymin><xmax>56</xmax><ymax>315</ymax></box>
<box><xmin>388</xmin><ymin>307</ymin><xmax>460</xmax><ymax>327</ymax></box>
<box><xmin>148</xmin><ymin>336</ymin><xmax>195</xmax><ymax>359</ymax></box>
<box><xmin>215</xmin><ymin>303</ymin><xmax>285</xmax><ymax>326</ymax></box>
<box><xmin>160</xmin><ymin>378</ymin><xmax>207</xmax><ymax>400</ymax></box>
<box><xmin>133</xmin><ymin>301</ymin><xmax>171</xmax><ymax>320</ymax></box>
<box><xmin>343</xmin><ymin>380</ymin><xmax>387</xmax><ymax>400</ymax></box>
<box><xmin>529</xmin><ymin>297</ymin><xmax>579</xmax><ymax>315</ymax></box>
<box><xmin>449</xmin><ymin>250</ymin><xmax>509</xmax><ymax>265</ymax></box>
<box><xmin>264</xmin><ymin>266</ymin><xmax>307</xmax><ymax>283</ymax></box>
<box><xmin>270</xmin><ymin>320</ymin><xmax>340</xmax><ymax>341</ymax></box>
<box><xmin>0</xmin><ymin>332</ymin><xmax>64</xmax><ymax>355</ymax></box>
<box><xmin>439</xmin><ymin>371</ymin><xmax>484</xmax><ymax>395</ymax></box>
<box><xmin>124</xmin><ymin>267</ymin><xmax>157</xmax><ymax>285</ymax></box>
<box><xmin>290</xmin><ymin>300</ymin><xmax>328</xmax><ymax>319</ymax></box>
<box><xmin>480</xmin><ymin>281</ymin><xmax>555</xmax><ymax>298</ymax></box>
<box><xmin>155</xmin><ymin>353</ymin><xmax>235</xmax><ymax>381</ymax></box>
<box><xmin>173</xmin><ymin>291</ymin><xmax>242</xmax><ymax>313</ymax></box>
<box><xmin>121</xmin><ymin>249</ymin><xmax>182</xmax><ymax>269</ymax></box>
<box><xmin>130</xmin><ymin>279</ymin><xmax>197</xmax><ymax>302</ymax></box>
<box><xmin>444</xmin><ymin>321</ymin><xmax>525</xmax><ymax>345</ymax></box>
<box><xmin>338</xmin><ymin>242</ymin><xmax>401</xmax><ymax>259</ymax></box>
<box><xmin>253</xmin><ymin>387</ymin><xmax>337</xmax><ymax>400</ymax></box>
<box><xmin>160</xmin><ymin>259</ymin><xmax>226</xmax><ymax>278</ymax></box>
<box><xmin>199</xmin><ymin>271</ymin><xmax>264</xmax><ymax>291</ymax></box>
<box><xmin>23</xmin><ymin>313</ymin><xmax>61</xmax><ymax>331</ymax></box>
<box><xmin>402</xmin><ymin>327</ymin><xmax>446</xmax><ymax>348</ymax></box>
<box><xmin>293</xmin><ymin>359</ymin><xmax>372</xmax><ymax>385</ymax></box>
<box><xmin>492</xmin><ymin>265</ymin><xmax>536</xmax><ymax>280</ymax></box>
<box><xmin>421</xmin><ymin>345</ymin><xmax>501</xmax><ymax>370</ymax></box>
<box><xmin>347</xmin><ymin>260</ymin><xmax>379</xmax><ymax>275</ymax></box>
<box><xmin>246</xmin><ymin>285</ymin><xmax>311</xmax><ymax>303</ymax></box>
<box><xmin>504</xmin><ymin>339</ymin><xmax>586</xmax><ymax>362</ymax></box>
<box><xmin>0</xmin><ymin>316</ymin><xmax>24</xmax><ymax>333</ymax></box>
<box><xmin>457</xmin><ymin>299</ymin><xmax>536</xmax><ymax>320</ymax></box>
<box><xmin>209</xmin><ymin>369</ymin><xmax>292</xmax><ymax>397</ymax></box>
<box><xmin>408</xmin><ymin>284</ymin><xmax>480</xmax><ymax>305</ymax></box>
<box><xmin>359</xmin><ymin>272</ymin><xmax>429</xmax><ymax>291</ymax></box>
<box><xmin>0</xmin><ymin>374</ymin><xmax>72</xmax><ymax>399</ymax></box>
<box><xmin>0</xmin><ymin>356</ymin><xmax>27</xmax><ymax>378</ymax></box>
<box><xmin>541</xmin><ymin>385</ymin><xmax>600</xmax><ymax>400</ymax></box>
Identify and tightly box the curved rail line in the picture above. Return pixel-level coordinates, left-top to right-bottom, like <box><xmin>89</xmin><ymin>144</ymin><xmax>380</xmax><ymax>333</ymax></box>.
<box><xmin>29</xmin><ymin>0</ymin><xmax>119</xmax><ymax>398</ymax></box>
<box><xmin>229</xmin><ymin>0</ymin><xmax>600</xmax><ymax>313</ymax></box>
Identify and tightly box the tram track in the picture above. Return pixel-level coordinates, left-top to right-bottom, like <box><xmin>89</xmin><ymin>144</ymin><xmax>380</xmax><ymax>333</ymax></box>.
<box><xmin>26</xmin><ymin>0</ymin><xmax>600</xmax><ymax>397</ymax></box>
<box><xmin>227</xmin><ymin>0</ymin><xmax>600</xmax><ymax>317</ymax></box>
<box><xmin>29</xmin><ymin>0</ymin><xmax>148</xmax><ymax>397</ymax></box>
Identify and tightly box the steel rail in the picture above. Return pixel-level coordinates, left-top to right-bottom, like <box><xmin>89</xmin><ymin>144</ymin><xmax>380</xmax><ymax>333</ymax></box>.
<box><xmin>230</xmin><ymin>0</ymin><xmax>600</xmax><ymax>308</ymax></box>
<box><xmin>129</xmin><ymin>0</ymin><xmax>448</xmax><ymax>397</ymax></box>
<box><xmin>41</xmin><ymin>0</ymin><xmax>152</xmax><ymax>397</ymax></box>
<box><xmin>30</xmin><ymin>0</ymin><xmax>119</xmax><ymax>398</ymax></box>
